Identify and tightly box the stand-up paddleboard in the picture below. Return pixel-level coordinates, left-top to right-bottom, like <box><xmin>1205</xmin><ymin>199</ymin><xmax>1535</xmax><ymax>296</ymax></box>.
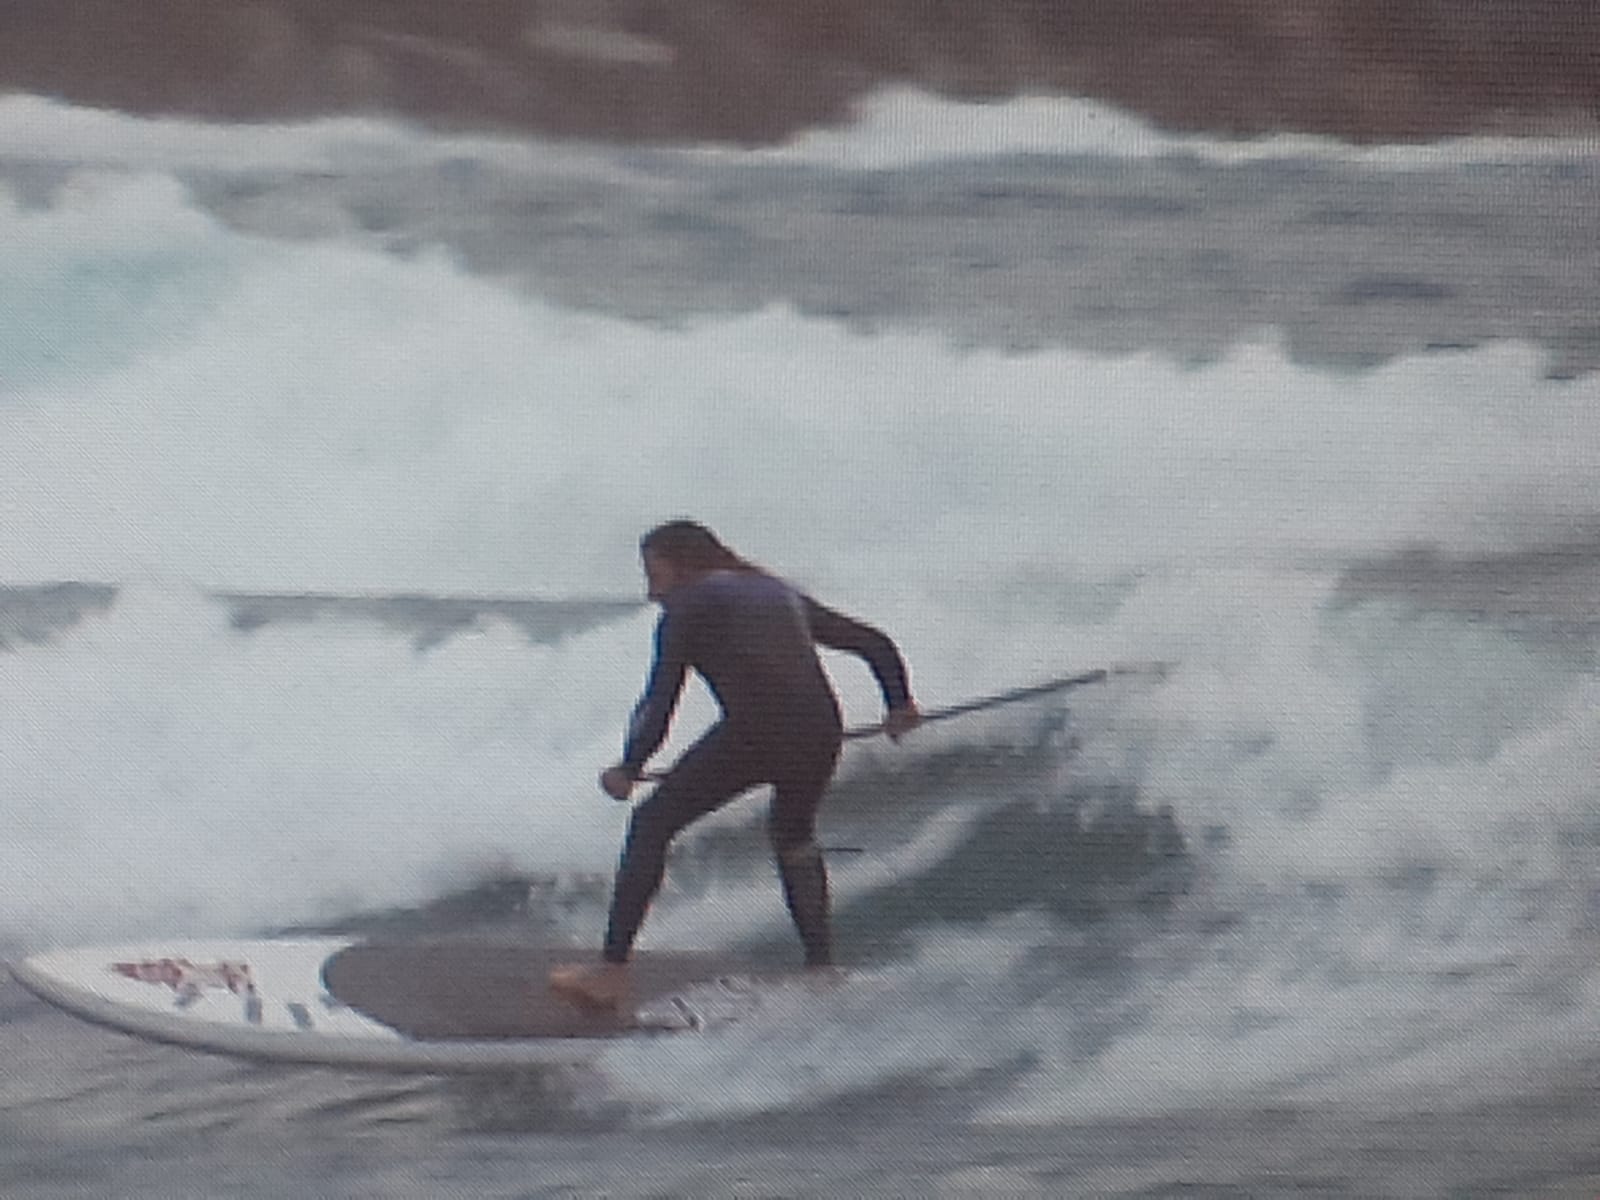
<box><xmin>9</xmin><ymin>938</ymin><xmax>804</xmax><ymax>1072</ymax></box>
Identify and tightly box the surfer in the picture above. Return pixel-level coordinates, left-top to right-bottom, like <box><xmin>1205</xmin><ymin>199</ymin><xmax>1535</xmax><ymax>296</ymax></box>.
<box><xmin>549</xmin><ymin>520</ymin><xmax>920</xmax><ymax>1010</ymax></box>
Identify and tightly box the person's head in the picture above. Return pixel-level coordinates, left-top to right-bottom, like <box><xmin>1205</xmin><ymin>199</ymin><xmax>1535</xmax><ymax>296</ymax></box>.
<box><xmin>638</xmin><ymin>520</ymin><xmax>754</xmax><ymax>600</ymax></box>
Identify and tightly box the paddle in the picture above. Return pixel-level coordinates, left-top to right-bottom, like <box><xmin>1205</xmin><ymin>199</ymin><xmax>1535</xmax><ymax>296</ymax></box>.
<box><xmin>635</xmin><ymin>662</ymin><xmax>1167</xmax><ymax>783</ymax></box>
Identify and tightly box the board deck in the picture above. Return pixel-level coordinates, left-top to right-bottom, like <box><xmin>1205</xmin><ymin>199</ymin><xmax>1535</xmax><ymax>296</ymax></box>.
<box><xmin>9</xmin><ymin>938</ymin><xmax>803</xmax><ymax>1072</ymax></box>
<box><xmin>323</xmin><ymin>941</ymin><xmax>797</xmax><ymax>1039</ymax></box>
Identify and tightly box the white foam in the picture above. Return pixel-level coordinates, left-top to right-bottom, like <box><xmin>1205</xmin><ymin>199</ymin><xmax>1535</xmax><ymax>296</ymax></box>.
<box><xmin>1</xmin><ymin>582</ymin><xmax>651</xmax><ymax>946</ymax></box>
<box><xmin>605</xmin><ymin>922</ymin><xmax>1045</xmax><ymax>1121</ymax></box>
<box><xmin>721</xmin><ymin>87</ymin><xmax>1600</xmax><ymax>171</ymax></box>
<box><xmin>5</xmin><ymin>172</ymin><xmax>1596</xmax><ymax>596</ymax></box>
<box><xmin>980</xmin><ymin>867</ymin><xmax>1600</xmax><ymax>1125</ymax></box>
<box><xmin>0</xmin><ymin>94</ymin><xmax>643</xmax><ymax>182</ymax></box>
<box><xmin>4</xmin><ymin>90</ymin><xmax>1594</xmax><ymax>188</ymax></box>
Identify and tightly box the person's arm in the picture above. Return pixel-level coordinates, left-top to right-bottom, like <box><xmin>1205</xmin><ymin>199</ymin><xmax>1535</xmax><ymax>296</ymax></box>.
<box><xmin>619</xmin><ymin>609</ymin><xmax>690</xmax><ymax>778</ymax></box>
<box><xmin>801</xmin><ymin>594</ymin><xmax>914</xmax><ymax>714</ymax></box>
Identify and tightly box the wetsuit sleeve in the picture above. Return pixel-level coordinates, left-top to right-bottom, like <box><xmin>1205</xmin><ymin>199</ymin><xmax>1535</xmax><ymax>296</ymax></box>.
<box><xmin>621</xmin><ymin>610</ymin><xmax>690</xmax><ymax>777</ymax></box>
<box><xmin>801</xmin><ymin>595</ymin><xmax>912</xmax><ymax>710</ymax></box>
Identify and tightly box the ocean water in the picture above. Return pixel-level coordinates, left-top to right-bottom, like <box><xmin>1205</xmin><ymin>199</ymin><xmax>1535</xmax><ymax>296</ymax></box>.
<box><xmin>4</xmin><ymin>91</ymin><xmax>1600</xmax><ymax>1196</ymax></box>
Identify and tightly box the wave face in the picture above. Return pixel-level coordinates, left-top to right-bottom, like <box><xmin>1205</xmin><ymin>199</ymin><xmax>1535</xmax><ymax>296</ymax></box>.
<box><xmin>3</xmin><ymin>97</ymin><xmax>1600</xmax><ymax>1167</ymax></box>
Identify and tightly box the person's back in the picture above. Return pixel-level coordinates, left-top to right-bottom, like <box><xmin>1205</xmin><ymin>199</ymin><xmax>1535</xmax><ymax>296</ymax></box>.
<box><xmin>659</xmin><ymin>569</ymin><xmax>842</xmax><ymax>736</ymax></box>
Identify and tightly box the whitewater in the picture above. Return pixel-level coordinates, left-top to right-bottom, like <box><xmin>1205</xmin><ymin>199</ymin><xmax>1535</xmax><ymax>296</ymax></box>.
<box><xmin>4</xmin><ymin>91</ymin><xmax>1600</xmax><ymax>1196</ymax></box>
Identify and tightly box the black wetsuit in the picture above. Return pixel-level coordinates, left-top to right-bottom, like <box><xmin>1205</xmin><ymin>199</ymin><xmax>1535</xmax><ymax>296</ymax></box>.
<box><xmin>604</xmin><ymin>569</ymin><xmax>912</xmax><ymax>967</ymax></box>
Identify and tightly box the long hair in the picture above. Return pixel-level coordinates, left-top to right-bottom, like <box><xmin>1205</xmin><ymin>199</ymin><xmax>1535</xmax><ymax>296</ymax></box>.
<box><xmin>639</xmin><ymin>520</ymin><xmax>763</xmax><ymax>575</ymax></box>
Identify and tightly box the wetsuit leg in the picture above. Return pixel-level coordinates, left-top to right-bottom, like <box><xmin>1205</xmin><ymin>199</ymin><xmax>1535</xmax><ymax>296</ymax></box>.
<box><xmin>603</xmin><ymin>726</ymin><xmax>764</xmax><ymax>964</ymax></box>
<box><xmin>768</xmin><ymin>732</ymin><xmax>843</xmax><ymax>968</ymax></box>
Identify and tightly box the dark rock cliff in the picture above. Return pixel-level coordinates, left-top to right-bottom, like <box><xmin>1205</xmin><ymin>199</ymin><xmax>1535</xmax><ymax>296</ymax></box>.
<box><xmin>3</xmin><ymin>1</ymin><xmax>1597</xmax><ymax>144</ymax></box>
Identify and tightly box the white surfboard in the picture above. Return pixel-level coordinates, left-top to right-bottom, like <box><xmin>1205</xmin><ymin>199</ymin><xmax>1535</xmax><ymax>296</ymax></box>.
<box><xmin>9</xmin><ymin>938</ymin><xmax>792</xmax><ymax>1072</ymax></box>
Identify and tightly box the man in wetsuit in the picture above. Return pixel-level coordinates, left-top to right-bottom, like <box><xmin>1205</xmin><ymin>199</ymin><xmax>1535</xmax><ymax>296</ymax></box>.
<box><xmin>549</xmin><ymin>521</ymin><xmax>920</xmax><ymax>1010</ymax></box>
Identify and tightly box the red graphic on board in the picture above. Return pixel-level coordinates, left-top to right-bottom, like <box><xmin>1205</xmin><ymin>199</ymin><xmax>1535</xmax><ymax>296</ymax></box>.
<box><xmin>112</xmin><ymin>958</ymin><xmax>256</xmax><ymax>997</ymax></box>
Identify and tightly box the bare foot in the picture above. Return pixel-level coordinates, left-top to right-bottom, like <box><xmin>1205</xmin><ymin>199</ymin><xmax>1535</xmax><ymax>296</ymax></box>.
<box><xmin>548</xmin><ymin>962</ymin><xmax>631</xmax><ymax>1011</ymax></box>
